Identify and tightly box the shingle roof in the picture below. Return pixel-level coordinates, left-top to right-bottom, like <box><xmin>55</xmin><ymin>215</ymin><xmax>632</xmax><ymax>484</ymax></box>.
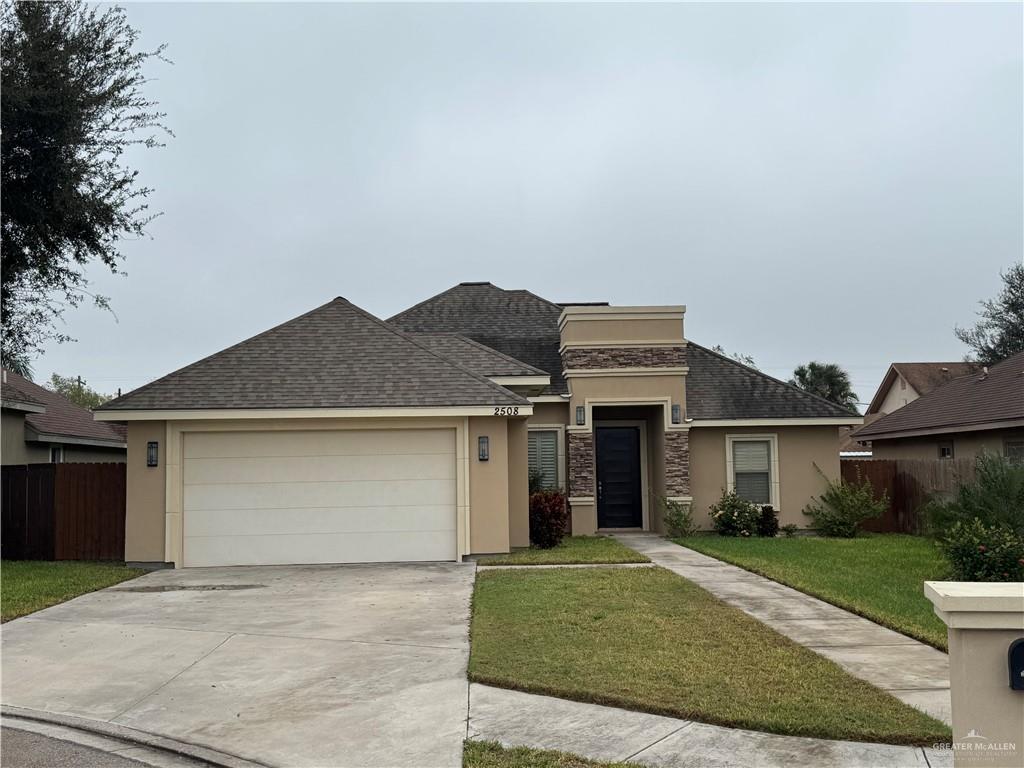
<box><xmin>685</xmin><ymin>343</ymin><xmax>860</xmax><ymax>420</ymax></box>
<box><xmin>866</xmin><ymin>362</ymin><xmax>978</xmax><ymax>414</ymax></box>
<box><xmin>389</xmin><ymin>282</ymin><xmax>567</xmax><ymax>393</ymax></box>
<box><xmin>1</xmin><ymin>370</ymin><xmax>126</xmax><ymax>444</ymax></box>
<box><xmin>1</xmin><ymin>374</ymin><xmax>44</xmax><ymax>408</ymax></box>
<box><xmin>411</xmin><ymin>334</ymin><xmax>546</xmax><ymax>378</ymax></box>
<box><xmin>855</xmin><ymin>350</ymin><xmax>1024</xmax><ymax>439</ymax></box>
<box><xmin>98</xmin><ymin>298</ymin><xmax>528</xmax><ymax>411</ymax></box>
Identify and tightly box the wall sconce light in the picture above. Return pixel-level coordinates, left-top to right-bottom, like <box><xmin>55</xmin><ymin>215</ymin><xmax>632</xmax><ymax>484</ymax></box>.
<box><xmin>575</xmin><ymin>406</ymin><xmax>585</xmax><ymax>426</ymax></box>
<box><xmin>146</xmin><ymin>441</ymin><xmax>159</xmax><ymax>467</ymax></box>
<box><xmin>478</xmin><ymin>436</ymin><xmax>489</xmax><ymax>461</ymax></box>
<box><xmin>671</xmin><ymin>404</ymin><xmax>682</xmax><ymax>424</ymax></box>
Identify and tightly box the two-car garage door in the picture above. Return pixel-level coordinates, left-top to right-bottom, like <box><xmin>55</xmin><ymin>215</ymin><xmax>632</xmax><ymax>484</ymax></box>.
<box><xmin>182</xmin><ymin>429</ymin><xmax>457</xmax><ymax>567</ymax></box>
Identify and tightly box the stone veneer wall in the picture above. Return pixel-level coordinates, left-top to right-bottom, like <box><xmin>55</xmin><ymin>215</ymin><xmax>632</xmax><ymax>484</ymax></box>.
<box><xmin>562</xmin><ymin>345</ymin><xmax>686</xmax><ymax>370</ymax></box>
<box><xmin>664</xmin><ymin>430</ymin><xmax>690</xmax><ymax>496</ymax></box>
<box><xmin>567</xmin><ymin>432</ymin><xmax>594</xmax><ymax>497</ymax></box>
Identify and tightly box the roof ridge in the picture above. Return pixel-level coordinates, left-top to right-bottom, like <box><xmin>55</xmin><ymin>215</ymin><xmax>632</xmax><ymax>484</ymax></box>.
<box><xmin>386</xmin><ymin>283</ymin><xmax>476</xmax><ymax>324</ymax></box>
<box><xmin>689</xmin><ymin>341</ymin><xmax>860</xmax><ymax>417</ymax></box>
<box><xmin>341</xmin><ymin>300</ymin><xmax>531</xmax><ymax>405</ymax></box>
<box><xmin>99</xmin><ymin>298</ymin><xmax>345</xmax><ymax>410</ymax></box>
<box><xmin>506</xmin><ymin>287</ymin><xmax>565</xmax><ymax>312</ymax></box>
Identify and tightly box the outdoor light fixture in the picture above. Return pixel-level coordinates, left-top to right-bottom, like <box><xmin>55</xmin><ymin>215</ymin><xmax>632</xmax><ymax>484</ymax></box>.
<box><xmin>575</xmin><ymin>406</ymin><xmax>585</xmax><ymax>426</ymax></box>
<box><xmin>671</xmin><ymin>404</ymin><xmax>682</xmax><ymax>424</ymax></box>
<box><xmin>478</xmin><ymin>436</ymin><xmax>489</xmax><ymax>461</ymax></box>
<box><xmin>146</xmin><ymin>441</ymin><xmax>159</xmax><ymax>468</ymax></box>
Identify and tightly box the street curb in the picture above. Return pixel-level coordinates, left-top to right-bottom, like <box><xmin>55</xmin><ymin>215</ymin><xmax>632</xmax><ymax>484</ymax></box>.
<box><xmin>1</xmin><ymin>706</ymin><xmax>271</xmax><ymax>768</ymax></box>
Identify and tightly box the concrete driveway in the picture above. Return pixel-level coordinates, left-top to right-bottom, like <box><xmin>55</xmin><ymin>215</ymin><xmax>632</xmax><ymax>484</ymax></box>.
<box><xmin>1</xmin><ymin>563</ymin><xmax>475</xmax><ymax>767</ymax></box>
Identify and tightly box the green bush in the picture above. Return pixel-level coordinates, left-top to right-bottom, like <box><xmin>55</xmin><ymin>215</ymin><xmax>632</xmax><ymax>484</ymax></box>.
<box><xmin>925</xmin><ymin>452</ymin><xmax>1024</xmax><ymax>537</ymax></box>
<box><xmin>803</xmin><ymin>469</ymin><xmax>887</xmax><ymax>537</ymax></box>
<box><xmin>709</xmin><ymin>491</ymin><xmax>762</xmax><ymax>537</ymax></box>
<box><xmin>529</xmin><ymin>490</ymin><xmax>569</xmax><ymax>549</ymax></box>
<box><xmin>528</xmin><ymin>469</ymin><xmax>548</xmax><ymax>495</ymax></box>
<box><xmin>659</xmin><ymin>496</ymin><xmax>697</xmax><ymax>538</ymax></box>
<box><xmin>939</xmin><ymin>518</ymin><xmax>1024</xmax><ymax>582</ymax></box>
<box><xmin>780</xmin><ymin>523</ymin><xmax>800</xmax><ymax>538</ymax></box>
<box><xmin>757</xmin><ymin>505</ymin><xmax>780</xmax><ymax>537</ymax></box>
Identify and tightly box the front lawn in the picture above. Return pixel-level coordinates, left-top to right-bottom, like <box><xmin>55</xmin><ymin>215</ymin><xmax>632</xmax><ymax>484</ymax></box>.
<box><xmin>475</xmin><ymin>536</ymin><xmax>649</xmax><ymax>566</ymax></box>
<box><xmin>464</xmin><ymin>740</ymin><xmax>634</xmax><ymax>768</ymax></box>
<box><xmin>470</xmin><ymin>567</ymin><xmax>949</xmax><ymax>745</ymax></box>
<box><xmin>1</xmin><ymin>561</ymin><xmax>145</xmax><ymax>622</ymax></box>
<box><xmin>675</xmin><ymin>534</ymin><xmax>950</xmax><ymax>650</ymax></box>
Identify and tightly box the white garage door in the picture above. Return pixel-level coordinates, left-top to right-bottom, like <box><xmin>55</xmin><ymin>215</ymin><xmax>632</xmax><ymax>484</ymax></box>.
<box><xmin>182</xmin><ymin>429</ymin><xmax>457</xmax><ymax>567</ymax></box>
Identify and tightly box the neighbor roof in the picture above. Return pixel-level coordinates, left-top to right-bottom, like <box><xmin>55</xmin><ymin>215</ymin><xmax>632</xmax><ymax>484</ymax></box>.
<box><xmin>855</xmin><ymin>350</ymin><xmax>1024</xmax><ymax>440</ymax></box>
<box><xmin>411</xmin><ymin>333</ymin><xmax>547</xmax><ymax>379</ymax></box>
<box><xmin>389</xmin><ymin>282</ymin><xmax>567</xmax><ymax>393</ymax></box>
<box><xmin>865</xmin><ymin>361</ymin><xmax>977</xmax><ymax>414</ymax></box>
<box><xmin>685</xmin><ymin>344</ymin><xmax>860</xmax><ymax>420</ymax></box>
<box><xmin>98</xmin><ymin>298</ymin><xmax>528</xmax><ymax>411</ymax></box>
<box><xmin>2</xmin><ymin>369</ymin><xmax>126</xmax><ymax>445</ymax></box>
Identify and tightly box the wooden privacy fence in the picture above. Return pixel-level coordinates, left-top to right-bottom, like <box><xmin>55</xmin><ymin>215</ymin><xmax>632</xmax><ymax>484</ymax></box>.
<box><xmin>841</xmin><ymin>458</ymin><xmax>976</xmax><ymax>534</ymax></box>
<box><xmin>1</xmin><ymin>463</ymin><xmax>126</xmax><ymax>560</ymax></box>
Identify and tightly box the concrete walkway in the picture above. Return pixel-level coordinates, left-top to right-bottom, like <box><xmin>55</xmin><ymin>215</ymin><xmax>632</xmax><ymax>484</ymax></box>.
<box><xmin>614</xmin><ymin>534</ymin><xmax>951</xmax><ymax>725</ymax></box>
<box><xmin>469</xmin><ymin>683</ymin><xmax>950</xmax><ymax>768</ymax></box>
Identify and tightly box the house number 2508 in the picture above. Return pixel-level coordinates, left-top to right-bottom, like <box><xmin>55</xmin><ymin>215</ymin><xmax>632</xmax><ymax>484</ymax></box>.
<box><xmin>493</xmin><ymin>407</ymin><xmax>520</xmax><ymax>416</ymax></box>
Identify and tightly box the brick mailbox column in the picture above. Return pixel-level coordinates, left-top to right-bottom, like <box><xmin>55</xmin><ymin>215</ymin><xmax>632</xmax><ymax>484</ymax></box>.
<box><xmin>925</xmin><ymin>581</ymin><xmax>1024</xmax><ymax>768</ymax></box>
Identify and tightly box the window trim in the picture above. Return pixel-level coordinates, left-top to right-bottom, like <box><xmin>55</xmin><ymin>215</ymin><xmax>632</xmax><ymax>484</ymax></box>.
<box><xmin>1003</xmin><ymin>439</ymin><xmax>1024</xmax><ymax>463</ymax></box>
<box><xmin>527</xmin><ymin>424</ymin><xmax>566</xmax><ymax>490</ymax></box>
<box><xmin>725</xmin><ymin>434</ymin><xmax>780</xmax><ymax>509</ymax></box>
<box><xmin>937</xmin><ymin>440</ymin><xmax>954</xmax><ymax>460</ymax></box>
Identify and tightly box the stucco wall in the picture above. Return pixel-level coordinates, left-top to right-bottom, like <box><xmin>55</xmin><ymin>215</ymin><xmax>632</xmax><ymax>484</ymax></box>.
<box><xmin>871</xmin><ymin>428</ymin><xmax>1024</xmax><ymax>461</ymax></box>
<box><xmin>875</xmin><ymin>378</ymin><xmax>917</xmax><ymax>415</ymax></box>
<box><xmin>62</xmin><ymin>444</ymin><xmax>127</xmax><ymax>463</ymax></box>
<box><xmin>124</xmin><ymin>421</ymin><xmax>167</xmax><ymax>563</ymax></box>
<box><xmin>688</xmin><ymin>425</ymin><xmax>841</xmax><ymax>529</ymax></box>
<box><xmin>506</xmin><ymin>418</ymin><xmax>529</xmax><ymax>548</ymax></box>
<box><xmin>1</xmin><ymin>411</ymin><xmax>49</xmax><ymax>464</ymax></box>
<box><xmin>468</xmin><ymin>416</ymin><xmax>511</xmax><ymax>554</ymax></box>
<box><xmin>528</xmin><ymin>402</ymin><xmax>569</xmax><ymax>426</ymax></box>
<box><xmin>560</xmin><ymin>317</ymin><xmax>684</xmax><ymax>344</ymax></box>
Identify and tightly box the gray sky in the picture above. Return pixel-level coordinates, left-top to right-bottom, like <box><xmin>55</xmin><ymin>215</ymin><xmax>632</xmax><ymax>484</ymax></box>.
<box><xmin>38</xmin><ymin>2</ymin><xmax>1023</xmax><ymax>410</ymax></box>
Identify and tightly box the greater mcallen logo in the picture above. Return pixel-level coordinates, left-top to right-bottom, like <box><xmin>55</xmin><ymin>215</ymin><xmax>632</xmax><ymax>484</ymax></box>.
<box><xmin>933</xmin><ymin>729</ymin><xmax>1018</xmax><ymax>756</ymax></box>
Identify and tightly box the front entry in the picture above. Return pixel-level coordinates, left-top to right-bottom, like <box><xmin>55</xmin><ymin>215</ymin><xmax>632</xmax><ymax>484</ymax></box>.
<box><xmin>595</xmin><ymin>426</ymin><xmax>643</xmax><ymax>528</ymax></box>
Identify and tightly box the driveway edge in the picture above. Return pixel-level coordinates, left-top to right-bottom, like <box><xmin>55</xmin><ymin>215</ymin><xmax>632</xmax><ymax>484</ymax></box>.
<box><xmin>1</xmin><ymin>706</ymin><xmax>271</xmax><ymax>768</ymax></box>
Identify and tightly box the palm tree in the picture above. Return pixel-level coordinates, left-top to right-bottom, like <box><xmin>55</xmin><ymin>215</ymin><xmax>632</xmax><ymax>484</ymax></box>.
<box><xmin>789</xmin><ymin>362</ymin><xmax>859</xmax><ymax>412</ymax></box>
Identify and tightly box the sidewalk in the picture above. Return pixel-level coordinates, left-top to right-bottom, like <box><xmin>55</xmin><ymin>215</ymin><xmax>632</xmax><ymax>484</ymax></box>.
<box><xmin>468</xmin><ymin>683</ymin><xmax>949</xmax><ymax>768</ymax></box>
<box><xmin>613</xmin><ymin>534</ymin><xmax>951</xmax><ymax>725</ymax></box>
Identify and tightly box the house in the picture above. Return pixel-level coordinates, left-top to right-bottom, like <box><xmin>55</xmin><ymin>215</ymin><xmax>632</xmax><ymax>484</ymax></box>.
<box><xmin>1</xmin><ymin>369</ymin><xmax>126</xmax><ymax>465</ymax></box>
<box><xmin>94</xmin><ymin>282</ymin><xmax>861</xmax><ymax>568</ymax></box>
<box><xmin>853</xmin><ymin>350</ymin><xmax>1024</xmax><ymax>462</ymax></box>
<box><xmin>865</xmin><ymin>362</ymin><xmax>977</xmax><ymax>416</ymax></box>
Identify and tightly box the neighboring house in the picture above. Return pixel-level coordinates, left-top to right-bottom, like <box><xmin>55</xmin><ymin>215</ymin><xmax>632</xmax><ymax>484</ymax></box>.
<box><xmin>94</xmin><ymin>282</ymin><xmax>860</xmax><ymax>568</ymax></box>
<box><xmin>839</xmin><ymin>414</ymin><xmax>882</xmax><ymax>458</ymax></box>
<box><xmin>865</xmin><ymin>362</ymin><xmax>977</xmax><ymax>416</ymax></box>
<box><xmin>1</xmin><ymin>369</ymin><xmax>126</xmax><ymax>465</ymax></box>
<box><xmin>854</xmin><ymin>351</ymin><xmax>1024</xmax><ymax>462</ymax></box>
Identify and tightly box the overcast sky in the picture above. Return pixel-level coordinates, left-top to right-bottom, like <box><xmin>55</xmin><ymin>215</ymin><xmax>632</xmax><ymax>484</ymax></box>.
<box><xmin>37</xmin><ymin>2</ymin><xmax>1023</xmax><ymax>410</ymax></box>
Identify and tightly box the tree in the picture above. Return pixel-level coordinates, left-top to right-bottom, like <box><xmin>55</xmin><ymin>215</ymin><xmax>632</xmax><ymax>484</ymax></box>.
<box><xmin>955</xmin><ymin>264</ymin><xmax>1024</xmax><ymax>365</ymax></box>
<box><xmin>711</xmin><ymin>344</ymin><xmax>758</xmax><ymax>369</ymax></box>
<box><xmin>1</xmin><ymin>1</ymin><xmax>169</xmax><ymax>364</ymax></box>
<box><xmin>789</xmin><ymin>362</ymin><xmax>858</xmax><ymax>412</ymax></box>
<box><xmin>47</xmin><ymin>373</ymin><xmax>112</xmax><ymax>409</ymax></box>
<box><xmin>3</xmin><ymin>351</ymin><xmax>33</xmax><ymax>379</ymax></box>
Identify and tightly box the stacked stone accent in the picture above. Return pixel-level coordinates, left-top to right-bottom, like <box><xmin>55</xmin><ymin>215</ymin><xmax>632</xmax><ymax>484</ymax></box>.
<box><xmin>567</xmin><ymin>432</ymin><xmax>595</xmax><ymax>497</ymax></box>
<box><xmin>664</xmin><ymin>430</ymin><xmax>691</xmax><ymax>496</ymax></box>
<box><xmin>562</xmin><ymin>345</ymin><xmax>686</xmax><ymax>370</ymax></box>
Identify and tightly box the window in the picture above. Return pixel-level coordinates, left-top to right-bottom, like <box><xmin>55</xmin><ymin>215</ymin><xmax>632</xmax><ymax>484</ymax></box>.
<box><xmin>528</xmin><ymin>430</ymin><xmax>559</xmax><ymax>490</ymax></box>
<box><xmin>731</xmin><ymin>439</ymin><xmax>772</xmax><ymax>504</ymax></box>
<box><xmin>938</xmin><ymin>441</ymin><xmax>954</xmax><ymax>460</ymax></box>
<box><xmin>1005</xmin><ymin>440</ymin><xmax>1024</xmax><ymax>465</ymax></box>
<box><xmin>50</xmin><ymin>445</ymin><xmax>64</xmax><ymax>464</ymax></box>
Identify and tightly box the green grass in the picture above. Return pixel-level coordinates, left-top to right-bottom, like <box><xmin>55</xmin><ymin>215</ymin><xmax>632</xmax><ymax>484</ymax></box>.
<box><xmin>1</xmin><ymin>561</ymin><xmax>144</xmax><ymax>622</ymax></box>
<box><xmin>675</xmin><ymin>534</ymin><xmax>950</xmax><ymax>651</ymax></box>
<box><xmin>464</xmin><ymin>741</ymin><xmax>635</xmax><ymax>768</ymax></box>
<box><xmin>469</xmin><ymin>567</ymin><xmax>949</xmax><ymax>745</ymax></box>
<box><xmin>475</xmin><ymin>536</ymin><xmax>649</xmax><ymax>566</ymax></box>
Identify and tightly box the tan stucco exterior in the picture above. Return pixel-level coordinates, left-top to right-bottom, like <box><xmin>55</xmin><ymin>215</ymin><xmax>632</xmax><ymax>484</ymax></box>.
<box><xmin>124</xmin><ymin>421</ymin><xmax>167</xmax><ymax>563</ymax></box>
<box><xmin>871</xmin><ymin>428</ymin><xmax>1024</xmax><ymax>462</ymax></box>
<box><xmin>688</xmin><ymin>425</ymin><xmax>841</xmax><ymax>529</ymax></box>
<box><xmin>559</xmin><ymin>315</ymin><xmax>685</xmax><ymax>345</ymax></box>
<box><xmin>528</xmin><ymin>402</ymin><xmax>569</xmax><ymax>426</ymax></box>
<box><xmin>468</xmin><ymin>416</ymin><xmax>510</xmax><ymax>555</ymax></box>
<box><xmin>1</xmin><ymin>411</ymin><xmax>50</xmax><ymax>464</ymax></box>
<box><xmin>506</xmin><ymin>418</ymin><xmax>529</xmax><ymax>548</ymax></box>
<box><xmin>874</xmin><ymin>376</ymin><xmax>919</xmax><ymax>415</ymax></box>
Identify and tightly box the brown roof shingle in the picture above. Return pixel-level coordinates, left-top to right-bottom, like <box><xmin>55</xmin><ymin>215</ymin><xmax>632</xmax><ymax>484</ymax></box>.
<box><xmin>1</xmin><ymin>370</ymin><xmax>126</xmax><ymax>444</ymax></box>
<box><xmin>411</xmin><ymin>334</ymin><xmax>546</xmax><ymax>378</ymax></box>
<box><xmin>98</xmin><ymin>298</ymin><xmax>528</xmax><ymax>411</ymax></box>
<box><xmin>855</xmin><ymin>351</ymin><xmax>1024</xmax><ymax>439</ymax></box>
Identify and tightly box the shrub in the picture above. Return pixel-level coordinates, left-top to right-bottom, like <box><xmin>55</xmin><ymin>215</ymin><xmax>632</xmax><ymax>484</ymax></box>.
<box><xmin>803</xmin><ymin>468</ymin><xmax>887</xmax><ymax>538</ymax></box>
<box><xmin>529</xmin><ymin>490</ymin><xmax>569</xmax><ymax>549</ymax></box>
<box><xmin>659</xmin><ymin>496</ymin><xmax>697</xmax><ymax>538</ymax></box>
<box><xmin>925</xmin><ymin>452</ymin><xmax>1024</xmax><ymax>537</ymax></box>
<box><xmin>528</xmin><ymin>469</ymin><xmax>548</xmax><ymax>495</ymax></box>
<box><xmin>780</xmin><ymin>524</ymin><xmax>800</xmax><ymax>538</ymax></box>
<box><xmin>709</xmin><ymin>491</ymin><xmax>761</xmax><ymax>537</ymax></box>
<box><xmin>757</xmin><ymin>505</ymin><xmax>780</xmax><ymax>538</ymax></box>
<box><xmin>939</xmin><ymin>518</ymin><xmax>1024</xmax><ymax>582</ymax></box>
